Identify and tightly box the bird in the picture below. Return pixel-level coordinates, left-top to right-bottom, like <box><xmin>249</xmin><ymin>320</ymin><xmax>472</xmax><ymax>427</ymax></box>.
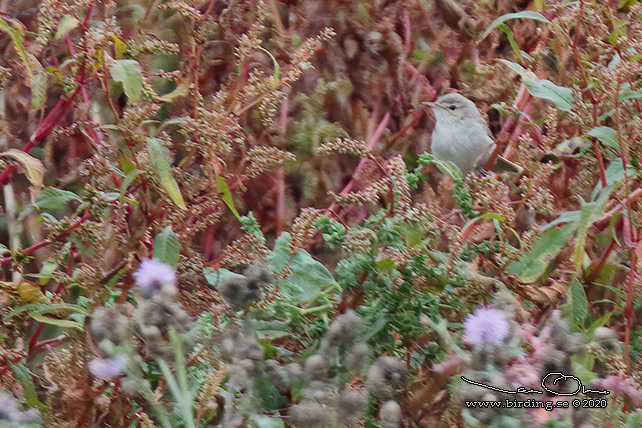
<box><xmin>424</xmin><ymin>93</ymin><xmax>522</xmax><ymax>175</ymax></box>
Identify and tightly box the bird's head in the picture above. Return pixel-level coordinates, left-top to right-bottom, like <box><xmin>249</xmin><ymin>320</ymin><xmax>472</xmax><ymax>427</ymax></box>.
<box><xmin>424</xmin><ymin>93</ymin><xmax>482</xmax><ymax>125</ymax></box>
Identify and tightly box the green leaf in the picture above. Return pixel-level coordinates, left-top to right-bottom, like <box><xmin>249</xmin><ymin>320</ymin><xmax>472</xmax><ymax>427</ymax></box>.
<box><xmin>497</xmin><ymin>24</ymin><xmax>531</xmax><ymax>59</ymax></box>
<box><xmin>255</xmin><ymin>377</ymin><xmax>286</xmax><ymax>411</ymax></box>
<box><xmin>9</xmin><ymin>361</ymin><xmax>43</xmax><ymax>409</ymax></box>
<box><xmin>38</xmin><ymin>260</ymin><xmax>58</xmax><ymax>286</ymax></box>
<box><xmin>0</xmin><ymin>149</ymin><xmax>44</xmax><ymax>198</ymax></box>
<box><xmin>376</xmin><ymin>258</ymin><xmax>395</xmax><ymax>273</ymax></box>
<box><xmin>31</xmin><ymin>70</ymin><xmax>48</xmax><ymax>109</ymax></box>
<box><xmin>204</xmin><ymin>268</ymin><xmax>245</xmax><ymax>288</ymax></box>
<box><xmin>619</xmin><ymin>83</ymin><xmax>642</xmax><ymax>101</ymax></box>
<box><xmin>270</xmin><ymin>232</ymin><xmax>339</xmax><ymax>302</ymax></box>
<box><xmin>153</xmin><ymin>226</ymin><xmax>180</xmax><ymax>268</ymax></box>
<box><xmin>481</xmin><ymin>11</ymin><xmax>550</xmax><ymax>40</ymax></box>
<box><xmin>0</xmin><ymin>16</ymin><xmax>42</xmax><ymax>84</ymax></box>
<box><xmin>568</xmin><ymin>279</ymin><xmax>589</xmax><ymax>325</ymax></box>
<box><xmin>29</xmin><ymin>312</ymin><xmax>84</xmax><ymax>329</ymax></box>
<box><xmin>572</xmin><ymin>186</ymin><xmax>613</xmax><ymax>273</ymax></box>
<box><xmin>110</xmin><ymin>35</ymin><xmax>127</xmax><ymax>59</ymax></box>
<box><xmin>587</xmin><ymin>126</ymin><xmax>620</xmax><ymax>150</ymax></box>
<box><xmin>523</xmin><ymin>78</ymin><xmax>574</xmax><ymax>112</ymax></box>
<box><xmin>497</xmin><ymin>59</ymin><xmax>527</xmax><ymax>75</ymax></box>
<box><xmin>498</xmin><ymin>60</ymin><xmax>574</xmax><ymax>111</ymax></box>
<box><xmin>35</xmin><ymin>187</ymin><xmax>81</xmax><ymax>211</ymax></box>
<box><xmin>146</xmin><ymin>137</ymin><xmax>186</xmax><ymax>209</ymax></box>
<box><xmin>110</xmin><ymin>59</ymin><xmax>143</xmax><ymax>103</ymax></box>
<box><xmin>120</xmin><ymin>169</ymin><xmax>143</xmax><ymax>195</ymax></box>
<box><xmin>217</xmin><ymin>176</ymin><xmax>241</xmax><ymax>220</ymax></box>
<box><xmin>506</xmin><ymin>224</ymin><xmax>574</xmax><ymax>283</ymax></box>
<box><xmin>543</xmin><ymin>210</ymin><xmax>581</xmax><ymax>230</ymax></box>
<box><xmin>258</xmin><ymin>47</ymin><xmax>281</xmax><ymax>81</ymax></box>
<box><xmin>55</xmin><ymin>15</ymin><xmax>80</xmax><ymax>39</ymax></box>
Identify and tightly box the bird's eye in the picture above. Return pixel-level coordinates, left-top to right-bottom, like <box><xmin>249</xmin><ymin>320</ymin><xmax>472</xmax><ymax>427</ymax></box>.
<box><xmin>448</xmin><ymin>105</ymin><xmax>457</xmax><ymax>110</ymax></box>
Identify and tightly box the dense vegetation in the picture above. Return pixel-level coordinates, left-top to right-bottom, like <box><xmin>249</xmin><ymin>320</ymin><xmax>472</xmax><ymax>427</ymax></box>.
<box><xmin>1</xmin><ymin>0</ymin><xmax>642</xmax><ymax>427</ymax></box>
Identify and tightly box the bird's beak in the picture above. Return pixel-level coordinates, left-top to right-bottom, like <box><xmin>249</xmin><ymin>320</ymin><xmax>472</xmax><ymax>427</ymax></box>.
<box><xmin>423</xmin><ymin>101</ymin><xmax>442</xmax><ymax>109</ymax></box>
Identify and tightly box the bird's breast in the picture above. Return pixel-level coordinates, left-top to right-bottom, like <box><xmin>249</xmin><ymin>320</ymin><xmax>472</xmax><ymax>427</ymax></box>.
<box><xmin>430</xmin><ymin>121</ymin><xmax>496</xmax><ymax>174</ymax></box>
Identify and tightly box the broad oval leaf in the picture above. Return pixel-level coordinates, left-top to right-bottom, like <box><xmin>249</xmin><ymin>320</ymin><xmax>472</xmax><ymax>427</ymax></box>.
<box><xmin>523</xmin><ymin>79</ymin><xmax>574</xmax><ymax>112</ymax></box>
<box><xmin>153</xmin><ymin>226</ymin><xmax>180</xmax><ymax>268</ymax></box>
<box><xmin>270</xmin><ymin>232</ymin><xmax>339</xmax><ymax>302</ymax></box>
<box><xmin>568</xmin><ymin>279</ymin><xmax>589</xmax><ymax>325</ymax></box>
<box><xmin>35</xmin><ymin>187</ymin><xmax>81</xmax><ymax>211</ymax></box>
<box><xmin>0</xmin><ymin>149</ymin><xmax>44</xmax><ymax>198</ymax></box>
<box><xmin>587</xmin><ymin>126</ymin><xmax>620</xmax><ymax>150</ymax></box>
<box><xmin>499</xmin><ymin>60</ymin><xmax>574</xmax><ymax>111</ymax></box>
<box><xmin>507</xmin><ymin>224</ymin><xmax>574</xmax><ymax>283</ymax></box>
<box><xmin>110</xmin><ymin>59</ymin><xmax>143</xmax><ymax>103</ymax></box>
<box><xmin>146</xmin><ymin>137</ymin><xmax>186</xmax><ymax>209</ymax></box>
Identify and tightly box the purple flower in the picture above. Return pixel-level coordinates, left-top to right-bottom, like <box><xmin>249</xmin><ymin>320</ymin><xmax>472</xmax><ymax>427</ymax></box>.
<box><xmin>0</xmin><ymin>391</ymin><xmax>41</xmax><ymax>424</ymax></box>
<box><xmin>0</xmin><ymin>392</ymin><xmax>21</xmax><ymax>422</ymax></box>
<box><xmin>89</xmin><ymin>354</ymin><xmax>128</xmax><ymax>379</ymax></box>
<box><xmin>133</xmin><ymin>259</ymin><xmax>176</xmax><ymax>296</ymax></box>
<box><xmin>596</xmin><ymin>376</ymin><xmax>642</xmax><ymax>406</ymax></box>
<box><xmin>463</xmin><ymin>308</ymin><xmax>510</xmax><ymax>346</ymax></box>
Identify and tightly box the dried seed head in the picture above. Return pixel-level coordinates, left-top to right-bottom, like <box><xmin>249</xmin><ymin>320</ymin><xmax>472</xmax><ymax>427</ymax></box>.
<box><xmin>135</xmin><ymin>299</ymin><xmax>192</xmax><ymax>358</ymax></box>
<box><xmin>345</xmin><ymin>342</ymin><xmax>371</xmax><ymax>373</ymax></box>
<box><xmin>366</xmin><ymin>356</ymin><xmax>405</xmax><ymax>399</ymax></box>
<box><xmin>289</xmin><ymin>400</ymin><xmax>330</xmax><ymax>428</ymax></box>
<box><xmin>88</xmin><ymin>354</ymin><xmax>128</xmax><ymax>379</ymax></box>
<box><xmin>221</xmin><ymin>328</ymin><xmax>264</xmax><ymax>362</ymax></box>
<box><xmin>593</xmin><ymin>327</ymin><xmax>620</xmax><ymax>351</ymax></box>
<box><xmin>218</xmin><ymin>263</ymin><xmax>271</xmax><ymax>309</ymax></box>
<box><xmin>90</xmin><ymin>304</ymin><xmax>134</xmax><ymax>347</ymax></box>
<box><xmin>337</xmin><ymin>389</ymin><xmax>367</xmax><ymax>420</ymax></box>
<box><xmin>378</xmin><ymin>400</ymin><xmax>402</xmax><ymax>428</ymax></box>
<box><xmin>305</xmin><ymin>354</ymin><xmax>328</xmax><ymax>380</ymax></box>
<box><xmin>243</xmin><ymin>261</ymin><xmax>272</xmax><ymax>284</ymax></box>
<box><xmin>218</xmin><ymin>275</ymin><xmax>259</xmax><ymax>308</ymax></box>
<box><xmin>321</xmin><ymin>309</ymin><xmax>363</xmax><ymax>352</ymax></box>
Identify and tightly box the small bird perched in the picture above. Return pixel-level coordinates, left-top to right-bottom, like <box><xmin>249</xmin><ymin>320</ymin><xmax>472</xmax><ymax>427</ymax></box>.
<box><xmin>425</xmin><ymin>93</ymin><xmax>521</xmax><ymax>175</ymax></box>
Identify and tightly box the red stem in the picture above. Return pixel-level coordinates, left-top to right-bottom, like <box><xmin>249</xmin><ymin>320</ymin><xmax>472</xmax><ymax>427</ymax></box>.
<box><xmin>0</xmin><ymin>210</ymin><xmax>90</xmax><ymax>265</ymax></box>
<box><xmin>624</xmin><ymin>247</ymin><xmax>638</xmax><ymax>371</ymax></box>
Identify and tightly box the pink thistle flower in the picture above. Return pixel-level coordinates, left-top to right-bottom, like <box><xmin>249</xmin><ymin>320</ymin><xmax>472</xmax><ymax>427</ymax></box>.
<box><xmin>133</xmin><ymin>259</ymin><xmax>176</xmax><ymax>296</ymax></box>
<box><xmin>89</xmin><ymin>354</ymin><xmax>128</xmax><ymax>379</ymax></box>
<box><xmin>596</xmin><ymin>376</ymin><xmax>642</xmax><ymax>406</ymax></box>
<box><xmin>463</xmin><ymin>308</ymin><xmax>510</xmax><ymax>346</ymax></box>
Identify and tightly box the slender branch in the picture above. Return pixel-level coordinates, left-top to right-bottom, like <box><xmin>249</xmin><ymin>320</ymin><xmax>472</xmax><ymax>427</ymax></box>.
<box><xmin>0</xmin><ymin>209</ymin><xmax>90</xmax><ymax>265</ymax></box>
<box><xmin>325</xmin><ymin>112</ymin><xmax>391</xmax><ymax>214</ymax></box>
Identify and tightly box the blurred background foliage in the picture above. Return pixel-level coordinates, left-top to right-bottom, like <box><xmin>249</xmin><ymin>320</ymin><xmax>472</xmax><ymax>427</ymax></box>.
<box><xmin>1</xmin><ymin>0</ymin><xmax>642</xmax><ymax>426</ymax></box>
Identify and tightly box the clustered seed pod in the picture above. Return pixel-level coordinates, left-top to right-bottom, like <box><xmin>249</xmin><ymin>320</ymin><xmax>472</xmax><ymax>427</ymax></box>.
<box><xmin>319</xmin><ymin>309</ymin><xmax>363</xmax><ymax>355</ymax></box>
<box><xmin>366</xmin><ymin>356</ymin><xmax>406</xmax><ymax>400</ymax></box>
<box><xmin>132</xmin><ymin>260</ymin><xmax>193</xmax><ymax>359</ymax></box>
<box><xmin>287</xmin><ymin>309</ymin><xmax>405</xmax><ymax>427</ymax></box>
<box><xmin>220</xmin><ymin>320</ymin><xmax>304</xmax><ymax>425</ymax></box>
<box><xmin>90</xmin><ymin>304</ymin><xmax>134</xmax><ymax>347</ymax></box>
<box><xmin>218</xmin><ymin>262</ymin><xmax>272</xmax><ymax>309</ymax></box>
<box><xmin>593</xmin><ymin>327</ymin><xmax>620</xmax><ymax>352</ymax></box>
<box><xmin>88</xmin><ymin>259</ymin><xmax>193</xmax><ymax>379</ymax></box>
<box><xmin>378</xmin><ymin>400</ymin><xmax>402</xmax><ymax>428</ymax></box>
<box><xmin>540</xmin><ymin>311</ymin><xmax>583</xmax><ymax>391</ymax></box>
<box><xmin>289</xmin><ymin>400</ymin><xmax>330</xmax><ymax>428</ymax></box>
